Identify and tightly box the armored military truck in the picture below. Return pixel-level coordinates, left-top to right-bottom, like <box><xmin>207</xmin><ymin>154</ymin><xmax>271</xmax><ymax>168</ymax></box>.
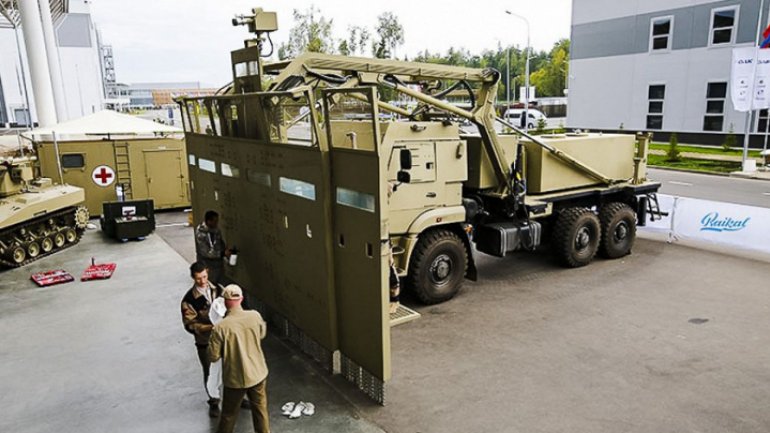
<box><xmin>178</xmin><ymin>7</ymin><xmax>662</xmax><ymax>403</ymax></box>
<box><xmin>181</xmin><ymin>13</ymin><xmax>660</xmax><ymax>304</ymax></box>
<box><xmin>0</xmin><ymin>158</ymin><xmax>88</xmax><ymax>267</ymax></box>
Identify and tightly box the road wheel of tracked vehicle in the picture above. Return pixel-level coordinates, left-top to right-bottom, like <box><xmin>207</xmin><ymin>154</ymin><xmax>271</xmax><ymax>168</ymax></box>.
<box><xmin>11</xmin><ymin>246</ymin><xmax>26</xmax><ymax>264</ymax></box>
<box><xmin>64</xmin><ymin>228</ymin><xmax>78</xmax><ymax>243</ymax></box>
<box><xmin>552</xmin><ymin>207</ymin><xmax>601</xmax><ymax>268</ymax></box>
<box><xmin>27</xmin><ymin>241</ymin><xmax>40</xmax><ymax>258</ymax></box>
<box><xmin>41</xmin><ymin>237</ymin><xmax>54</xmax><ymax>253</ymax></box>
<box><xmin>599</xmin><ymin>202</ymin><xmax>637</xmax><ymax>259</ymax></box>
<box><xmin>53</xmin><ymin>232</ymin><xmax>66</xmax><ymax>248</ymax></box>
<box><xmin>408</xmin><ymin>229</ymin><xmax>468</xmax><ymax>305</ymax></box>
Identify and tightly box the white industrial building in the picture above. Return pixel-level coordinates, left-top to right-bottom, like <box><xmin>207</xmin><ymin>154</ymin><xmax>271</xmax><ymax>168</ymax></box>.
<box><xmin>0</xmin><ymin>0</ymin><xmax>105</xmax><ymax>127</ymax></box>
<box><xmin>568</xmin><ymin>0</ymin><xmax>770</xmax><ymax>145</ymax></box>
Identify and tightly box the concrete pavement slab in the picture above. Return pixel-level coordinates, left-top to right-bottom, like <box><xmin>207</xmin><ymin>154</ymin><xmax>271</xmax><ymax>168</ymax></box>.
<box><xmin>0</xmin><ymin>227</ymin><xmax>384</xmax><ymax>433</ymax></box>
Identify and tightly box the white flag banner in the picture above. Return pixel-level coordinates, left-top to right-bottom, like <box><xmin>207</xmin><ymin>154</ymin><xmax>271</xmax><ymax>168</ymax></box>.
<box><xmin>731</xmin><ymin>47</ymin><xmax>770</xmax><ymax>112</ymax></box>
<box><xmin>754</xmin><ymin>50</ymin><xmax>770</xmax><ymax>110</ymax></box>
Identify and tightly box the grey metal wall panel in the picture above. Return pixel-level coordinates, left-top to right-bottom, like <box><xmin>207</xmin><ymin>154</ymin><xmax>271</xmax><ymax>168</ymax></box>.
<box><xmin>571</xmin><ymin>15</ymin><xmax>638</xmax><ymax>60</ymax></box>
<box><xmin>56</xmin><ymin>13</ymin><xmax>92</xmax><ymax>47</ymax></box>
<box><xmin>572</xmin><ymin>0</ymin><xmax>766</xmax><ymax>60</ymax></box>
<box><xmin>567</xmin><ymin>47</ymin><xmax>745</xmax><ymax>134</ymax></box>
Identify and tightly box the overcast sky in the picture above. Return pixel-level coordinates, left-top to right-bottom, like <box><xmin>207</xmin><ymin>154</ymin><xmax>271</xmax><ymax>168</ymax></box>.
<box><xmin>90</xmin><ymin>0</ymin><xmax>572</xmax><ymax>87</ymax></box>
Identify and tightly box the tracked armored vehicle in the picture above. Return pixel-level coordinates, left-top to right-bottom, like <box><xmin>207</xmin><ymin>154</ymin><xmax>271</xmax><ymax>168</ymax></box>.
<box><xmin>0</xmin><ymin>158</ymin><xmax>88</xmax><ymax>267</ymax></box>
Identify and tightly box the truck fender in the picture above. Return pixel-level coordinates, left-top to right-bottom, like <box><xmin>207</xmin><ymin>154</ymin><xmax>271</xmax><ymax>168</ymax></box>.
<box><xmin>406</xmin><ymin>206</ymin><xmax>467</xmax><ymax>236</ymax></box>
<box><xmin>405</xmin><ymin>207</ymin><xmax>477</xmax><ymax>282</ymax></box>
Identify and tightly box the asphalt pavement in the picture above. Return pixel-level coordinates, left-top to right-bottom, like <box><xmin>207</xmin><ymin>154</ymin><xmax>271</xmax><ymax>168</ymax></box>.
<box><xmin>648</xmin><ymin>168</ymin><xmax>770</xmax><ymax>208</ymax></box>
<box><xmin>3</xmin><ymin>211</ymin><xmax>770</xmax><ymax>433</ymax></box>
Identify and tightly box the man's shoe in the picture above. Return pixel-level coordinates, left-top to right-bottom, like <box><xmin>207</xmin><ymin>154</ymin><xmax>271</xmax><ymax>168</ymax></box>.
<box><xmin>240</xmin><ymin>399</ymin><xmax>251</xmax><ymax>409</ymax></box>
<box><xmin>209</xmin><ymin>403</ymin><xmax>221</xmax><ymax>418</ymax></box>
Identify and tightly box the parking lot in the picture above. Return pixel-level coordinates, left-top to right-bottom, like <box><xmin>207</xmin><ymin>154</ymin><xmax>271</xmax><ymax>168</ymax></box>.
<box><xmin>2</xmin><ymin>211</ymin><xmax>769</xmax><ymax>433</ymax></box>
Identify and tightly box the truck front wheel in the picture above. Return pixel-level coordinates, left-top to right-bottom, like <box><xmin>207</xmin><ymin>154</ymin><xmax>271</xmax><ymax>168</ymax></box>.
<box><xmin>408</xmin><ymin>229</ymin><xmax>468</xmax><ymax>305</ymax></box>
<box><xmin>599</xmin><ymin>202</ymin><xmax>636</xmax><ymax>259</ymax></box>
<box><xmin>552</xmin><ymin>207</ymin><xmax>600</xmax><ymax>268</ymax></box>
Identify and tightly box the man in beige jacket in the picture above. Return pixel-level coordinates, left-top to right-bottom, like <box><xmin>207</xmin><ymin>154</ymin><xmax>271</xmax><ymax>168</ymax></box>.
<box><xmin>208</xmin><ymin>284</ymin><xmax>270</xmax><ymax>433</ymax></box>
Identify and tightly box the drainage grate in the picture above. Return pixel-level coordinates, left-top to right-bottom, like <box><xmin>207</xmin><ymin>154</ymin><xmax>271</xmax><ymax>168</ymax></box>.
<box><xmin>390</xmin><ymin>304</ymin><xmax>421</xmax><ymax>327</ymax></box>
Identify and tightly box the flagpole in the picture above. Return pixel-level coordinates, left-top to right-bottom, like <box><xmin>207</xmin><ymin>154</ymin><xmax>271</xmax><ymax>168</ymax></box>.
<box><xmin>762</xmin><ymin>108</ymin><xmax>770</xmax><ymax>156</ymax></box>
<box><xmin>743</xmin><ymin>0</ymin><xmax>767</xmax><ymax>171</ymax></box>
<box><xmin>763</xmin><ymin>0</ymin><xmax>770</xmax><ymax>161</ymax></box>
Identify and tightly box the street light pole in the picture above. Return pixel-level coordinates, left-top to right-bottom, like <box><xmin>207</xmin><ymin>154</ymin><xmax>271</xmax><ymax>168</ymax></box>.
<box><xmin>506</xmin><ymin>10</ymin><xmax>531</xmax><ymax>132</ymax></box>
<box><xmin>506</xmin><ymin>46</ymin><xmax>511</xmax><ymax>113</ymax></box>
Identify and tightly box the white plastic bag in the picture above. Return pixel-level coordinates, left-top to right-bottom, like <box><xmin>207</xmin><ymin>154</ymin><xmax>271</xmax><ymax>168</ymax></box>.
<box><xmin>209</xmin><ymin>297</ymin><xmax>226</xmax><ymax>325</ymax></box>
<box><xmin>206</xmin><ymin>297</ymin><xmax>226</xmax><ymax>399</ymax></box>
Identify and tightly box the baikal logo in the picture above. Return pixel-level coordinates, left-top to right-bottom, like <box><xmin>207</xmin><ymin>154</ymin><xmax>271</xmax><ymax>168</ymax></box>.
<box><xmin>699</xmin><ymin>212</ymin><xmax>750</xmax><ymax>232</ymax></box>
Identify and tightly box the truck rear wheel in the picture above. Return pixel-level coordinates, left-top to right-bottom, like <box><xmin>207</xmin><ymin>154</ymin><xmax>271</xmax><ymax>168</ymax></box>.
<box><xmin>552</xmin><ymin>207</ymin><xmax>600</xmax><ymax>268</ymax></box>
<box><xmin>408</xmin><ymin>229</ymin><xmax>468</xmax><ymax>305</ymax></box>
<box><xmin>599</xmin><ymin>202</ymin><xmax>636</xmax><ymax>259</ymax></box>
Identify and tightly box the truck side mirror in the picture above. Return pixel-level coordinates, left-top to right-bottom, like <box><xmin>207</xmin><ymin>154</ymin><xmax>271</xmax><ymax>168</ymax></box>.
<box><xmin>397</xmin><ymin>170</ymin><xmax>411</xmax><ymax>184</ymax></box>
<box><xmin>400</xmin><ymin>149</ymin><xmax>412</xmax><ymax>170</ymax></box>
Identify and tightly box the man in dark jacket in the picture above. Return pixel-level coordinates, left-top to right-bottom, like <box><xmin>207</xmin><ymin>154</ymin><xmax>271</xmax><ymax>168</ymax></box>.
<box><xmin>181</xmin><ymin>261</ymin><xmax>223</xmax><ymax>417</ymax></box>
<box><xmin>195</xmin><ymin>210</ymin><xmax>231</xmax><ymax>285</ymax></box>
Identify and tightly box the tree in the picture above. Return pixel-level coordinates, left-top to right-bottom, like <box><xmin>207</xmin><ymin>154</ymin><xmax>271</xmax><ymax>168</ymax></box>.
<box><xmin>723</xmin><ymin>123</ymin><xmax>737</xmax><ymax>151</ymax></box>
<box><xmin>372</xmin><ymin>12</ymin><xmax>404</xmax><ymax>59</ymax></box>
<box><xmin>529</xmin><ymin>39</ymin><xmax>570</xmax><ymax>97</ymax></box>
<box><xmin>345</xmin><ymin>25</ymin><xmax>371</xmax><ymax>56</ymax></box>
<box><xmin>666</xmin><ymin>133</ymin><xmax>681</xmax><ymax>162</ymax></box>
<box><xmin>277</xmin><ymin>6</ymin><xmax>335</xmax><ymax>59</ymax></box>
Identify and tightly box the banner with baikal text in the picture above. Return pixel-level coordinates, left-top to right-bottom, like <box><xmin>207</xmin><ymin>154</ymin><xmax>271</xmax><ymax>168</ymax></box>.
<box><xmin>731</xmin><ymin>47</ymin><xmax>770</xmax><ymax>112</ymax></box>
<box><xmin>640</xmin><ymin>194</ymin><xmax>770</xmax><ymax>258</ymax></box>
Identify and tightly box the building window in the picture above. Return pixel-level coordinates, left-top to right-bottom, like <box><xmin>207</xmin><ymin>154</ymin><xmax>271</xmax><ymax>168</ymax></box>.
<box><xmin>710</xmin><ymin>6</ymin><xmax>739</xmax><ymax>46</ymax></box>
<box><xmin>650</xmin><ymin>16</ymin><xmax>673</xmax><ymax>51</ymax></box>
<box><xmin>704</xmin><ymin>82</ymin><xmax>727</xmax><ymax>131</ymax></box>
<box><xmin>759</xmin><ymin>109</ymin><xmax>769</xmax><ymax>133</ymax></box>
<box><xmin>647</xmin><ymin>85</ymin><xmax>665</xmax><ymax>130</ymax></box>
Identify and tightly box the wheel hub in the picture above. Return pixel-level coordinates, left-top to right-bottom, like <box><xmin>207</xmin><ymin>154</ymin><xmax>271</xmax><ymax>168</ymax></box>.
<box><xmin>575</xmin><ymin>227</ymin><xmax>591</xmax><ymax>250</ymax></box>
<box><xmin>614</xmin><ymin>222</ymin><xmax>629</xmax><ymax>242</ymax></box>
<box><xmin>429</xmin><ymin>254</ymin><xmax>453</xmax><ymax>285</ymax></box>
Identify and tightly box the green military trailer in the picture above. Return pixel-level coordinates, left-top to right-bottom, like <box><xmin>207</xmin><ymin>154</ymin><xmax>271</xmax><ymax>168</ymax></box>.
<box><xmin>179</xmin><ymin>7</ymin><xmax>661</xmax><ymax>403</ymax></box>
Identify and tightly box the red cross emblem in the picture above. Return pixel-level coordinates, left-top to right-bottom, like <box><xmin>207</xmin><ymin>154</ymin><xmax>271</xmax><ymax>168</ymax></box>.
<box><xmin>91</xmin><ymin>165</ymin><xmax>116</xmax><ymax>187</ymax></box>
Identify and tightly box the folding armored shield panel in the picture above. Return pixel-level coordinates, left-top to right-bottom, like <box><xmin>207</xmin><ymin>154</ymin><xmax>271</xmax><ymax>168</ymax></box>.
<box><xmin>185</xmin><ymin>87</ymin><xmax>391</xmax><ymax>403</ymax></box>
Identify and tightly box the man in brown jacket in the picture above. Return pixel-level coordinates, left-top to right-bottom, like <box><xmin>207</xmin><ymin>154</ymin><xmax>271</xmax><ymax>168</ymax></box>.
<box><xmin>180</xmin><ymin>261</ymin><xmax>222</xmax><ymax>417</ymax></box>
<box><xmin>208</xmin><ymin>284</ymin><xmax>270</xmax><ymax>433</ymax></box>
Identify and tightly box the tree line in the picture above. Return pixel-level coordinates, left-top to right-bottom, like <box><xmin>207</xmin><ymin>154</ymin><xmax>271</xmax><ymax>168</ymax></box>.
<box><xmin>277</xmin><ymin>6</ymin><xmax>569</xmax><ymax>98</ymax></box>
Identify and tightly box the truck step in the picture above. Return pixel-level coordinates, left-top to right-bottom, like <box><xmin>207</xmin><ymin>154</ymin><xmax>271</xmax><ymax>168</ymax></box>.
<box><xmin>389</xmin><ymin>304</ymin><xmax>420</xmax><ymax>327</ymax></box>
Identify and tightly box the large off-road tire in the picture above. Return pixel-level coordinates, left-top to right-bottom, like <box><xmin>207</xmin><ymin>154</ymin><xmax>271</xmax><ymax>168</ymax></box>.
<box><xmin>552</xmin><ymin>207</ymin><xmax>601</xmax><ymax>268</ymax></box>
<box><xmin>599</xmin><ymin>202</ymin><xmax>637</xmax><ymax>259</ymax></box>
<box><xmin>408</xmin><ymin>229</ymin><xmax>468</xmax><ymax>305</ymax></box>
